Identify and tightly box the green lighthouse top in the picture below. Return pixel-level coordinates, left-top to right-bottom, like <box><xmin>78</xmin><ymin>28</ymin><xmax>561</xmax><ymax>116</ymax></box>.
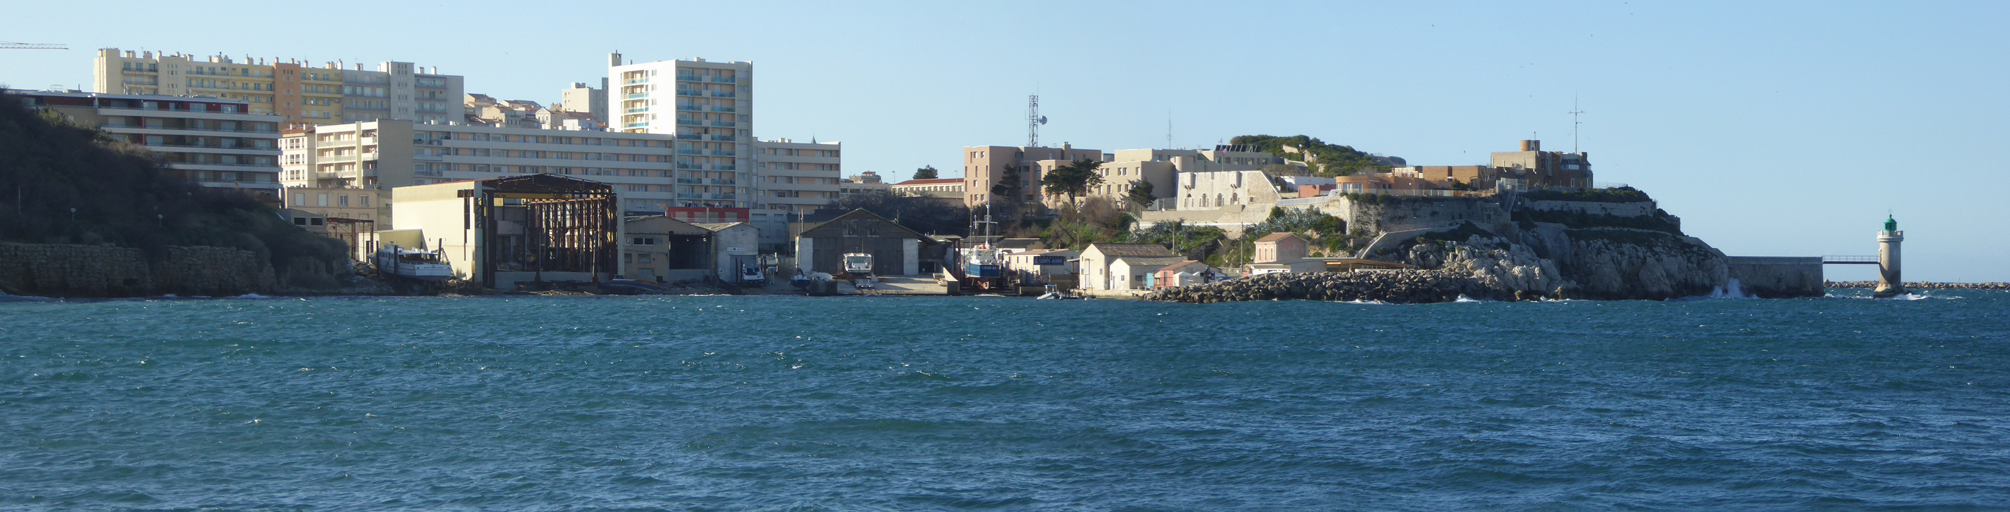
<box><xmin>1883</xmin><ymin>215</ymin><xmax>1898</xmax><ymax>233</ymax></box>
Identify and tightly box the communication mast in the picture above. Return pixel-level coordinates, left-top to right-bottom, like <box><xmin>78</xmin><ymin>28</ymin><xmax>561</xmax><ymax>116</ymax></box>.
<box><xmin>0</xmin><ymin>42</ymin><xmax>67</xmax><ymax>50</ymax></box>
<box><xmin>1568</xmin><ymin>96</ymin><xmax>1585</xmax><ymax>153</ymax></box>
<box><xmin>1027</xmin><ymin>94</ymin><xmax>1046</xmax><ymax>147</ymax></box>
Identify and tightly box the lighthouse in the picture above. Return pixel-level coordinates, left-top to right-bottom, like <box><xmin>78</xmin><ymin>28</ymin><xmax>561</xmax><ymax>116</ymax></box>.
<box><xmin>1874</xmin><ymin>215</ymin><xmax>1905</xmax><ymax>298</ymax></box>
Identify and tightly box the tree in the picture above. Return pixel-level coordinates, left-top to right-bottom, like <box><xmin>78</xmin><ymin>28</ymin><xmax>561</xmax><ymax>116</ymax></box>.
<box><xmin>1039</xmin><ymin>159</ymin><xmax>1104</xmax><ymax>204</ymax></box>
<box><xmin>913</xmin><ymin>165</ymin><xmax>939</xmax><ymax>180</ymax></box>
<box><xmin>988</xmin><ymin>164</ymin><xmax>1027</xmax><ymax>221</ymax></box>
<box><xmin>1125</xmin><ymin>178</ymin><xmax>1155</xmax><ymax>209</ymax></box>
<box><xmin>835</xmin><ymin>189</ymin><xmax>971</xmax><ymax>236</ymax></box>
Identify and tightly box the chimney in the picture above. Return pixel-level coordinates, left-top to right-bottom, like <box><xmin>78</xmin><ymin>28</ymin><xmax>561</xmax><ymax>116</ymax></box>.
<box><xmin>609</xmin><ymin>52</ymin><xmax>622</xmax><ymax>67</ymax></box>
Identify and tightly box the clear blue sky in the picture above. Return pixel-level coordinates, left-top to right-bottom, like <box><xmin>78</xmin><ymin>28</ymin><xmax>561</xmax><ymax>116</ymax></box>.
<box><xmin>5</xmin><ymin>1</ymin><xmax>2006</xmax><ymax>281</ymax></box>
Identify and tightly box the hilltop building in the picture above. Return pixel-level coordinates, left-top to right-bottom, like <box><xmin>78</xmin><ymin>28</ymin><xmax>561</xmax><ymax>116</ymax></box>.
<box><xmin>92</xmin><ymin>48</ymin><xmax>464</xmax><ymax>127</ymax></box>
<box><xmin>961</xmin><ymin>144</ymin><xmax>1104</xmax><ymax>208</ymax></box>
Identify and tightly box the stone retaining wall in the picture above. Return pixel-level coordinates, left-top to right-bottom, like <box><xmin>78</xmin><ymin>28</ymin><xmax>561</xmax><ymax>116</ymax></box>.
<box><xmin>1726</xmin><ymin>256</ymin><xmax>1824</xmax><ymax>298</ymax></box>
<box><xmin>0</xmin><ymin>242</ymin><xmax>277</xmax><ymax>297</ymax></box>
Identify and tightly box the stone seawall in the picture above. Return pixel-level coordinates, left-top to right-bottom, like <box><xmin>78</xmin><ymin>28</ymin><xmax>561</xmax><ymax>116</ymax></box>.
<box><xmin>0</xmin><ymin>242</ymin><xmax>277</xmax><ymax>297</ymax></box>
<box><xmin>1525</xmin><ymin>200</ymin><xmax>1657</xmax><ymax>217</ymax></box>
<box><xmin>1726</xmin><ymin>257</ymin><xmax>1824</xmax><ymax>298</ymax></box>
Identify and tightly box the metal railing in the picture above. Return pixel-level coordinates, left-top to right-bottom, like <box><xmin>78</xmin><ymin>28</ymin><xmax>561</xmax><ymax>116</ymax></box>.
<box><xmin>1822</xmin><ymin>255</ymin><xmax>1880</xmax><ymax>264</ymax></box>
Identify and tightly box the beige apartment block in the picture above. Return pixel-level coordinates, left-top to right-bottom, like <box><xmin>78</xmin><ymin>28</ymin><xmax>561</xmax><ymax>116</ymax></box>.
<box><xmin>16</xmin><ymin>90</ymin><xmax>283</xmax><ymax>204</ymax></box>
<box><xmin>560</xmin><ymin>80</ymin><xmax>608</xmax><ymax>125</ymax></box>
<box><xmin>280</xmin><ymin>119</ymin><xmax>701</xmax><ymax>219</ymax></box>
<box><xmin>753</xmin><ymin>138</ymin><xmax>842</xmax><ymax>214</ymax></box>
<box><xmin>608</xmin><ymin>52</ymin><xmax>753</xmax><ymax>209</ymax></box>
<box><xmin>961</xmin><ymin>144</ymin><xmax>1104</xmax><ymax>208</ymax></box>
<box><xmin>93</xmin><ymin>48</ymin><xmax>463</xmax><ymax>127</ymax></box>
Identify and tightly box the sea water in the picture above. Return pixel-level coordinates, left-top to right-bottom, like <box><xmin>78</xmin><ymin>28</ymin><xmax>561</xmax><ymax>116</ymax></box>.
<box><xmin>2</xmin><ymin>290</ymin><xmax>2006</xmax><ymax>510</ymax></box>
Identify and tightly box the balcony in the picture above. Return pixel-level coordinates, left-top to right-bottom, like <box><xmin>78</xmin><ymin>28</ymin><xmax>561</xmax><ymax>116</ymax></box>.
<box><xmin>676</xmin><ymin>179</ymin><xmax>702</xmax><ymax>184</ymax></box>
<box><xmin>710</xmin><ymin>76</ymin><xmax>735</xmax><ymax>84</ymax></box>
<box><xmin>709</xmin><ymin>121</ymin><xmax>736</xmax><ymax>128</ymax></box>
<box><xmin>708</xmin><ymin>150</ymin><xmax>734</xmax><ymax>156</ymax></box>
<box><xmin>675</xmin><ymin>134</ymin><xmax>702</xmax><ymax>140</ymax></box>
<box><xmin>676</xmin><ymin>149</ymin><xmax>703</xmax><ymax>155</ymax></box>
<box><xmin>624</xmin><ymin>93</ymin><xmax>648</xmax><ymax>99</ymax></box>
<box><xmin>709</xmin><ymin>135</ymin><xmax>736</xmax><ymax>142</ymax></box>
<box><xmin>675</xmin><ymin>118</ymin><xmax>700</xmax><ymax>126</ymax></box>
<box><xmin>624</xmin><ymin>78</ymin><xmax>649</xmax><ymax>85</ymax></box>
<box><xmin>710</xmin><ymin>165</ymin><xmax>736</xmax><ymax>171</ymax></box>
<box><xmin>675</xmin><ymin>74</ymin><xmax>700</xmax><ymax>82</ymax></box>
<box><xmin>709</xmin><ymin>179</ymin><xmax>737</xmax><ymax>186</ymax></box>
<box><xmin>675</xmin><ymin>163</ymin><xmax>702</xmax><ymax>170</ymax></box>
<box><xmin>624</xmin><ymin>108</ymin><xmax>649</xmax><ymax>114</ymax></box>
<box><xmin>710</xmin><ymin>92</ymin><xmax>736</xmax><ymax>98</ymax></box>
<box><xmin>676</xmin><ymin>104</ymin><xmax>701</xmax><ymax>111</ymax></box>
<box><xmin>677</xmin><ymin>193</ymin><xmax>703</xmax><ymax>199</ymax></box>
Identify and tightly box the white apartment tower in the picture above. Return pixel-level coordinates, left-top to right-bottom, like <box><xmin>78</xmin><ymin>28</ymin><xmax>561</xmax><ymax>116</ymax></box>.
<box><xmin>607</xmin><ymin>52</ymin><xmax>753</xmax><ymax>209</ymax></box>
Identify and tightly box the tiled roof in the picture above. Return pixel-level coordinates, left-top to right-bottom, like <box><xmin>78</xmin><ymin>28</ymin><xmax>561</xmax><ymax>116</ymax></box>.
<box><xmin>1255</xmin><ymin>232</ymin><xmax>1302</xmax><ymax>243</ymax></box>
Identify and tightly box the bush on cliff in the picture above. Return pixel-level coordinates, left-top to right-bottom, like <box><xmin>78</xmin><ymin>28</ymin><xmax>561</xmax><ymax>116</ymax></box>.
<box><xmin>0</xmin><ymin>91</ymin><xmax>349</xmax><ymax>289</ymax></box>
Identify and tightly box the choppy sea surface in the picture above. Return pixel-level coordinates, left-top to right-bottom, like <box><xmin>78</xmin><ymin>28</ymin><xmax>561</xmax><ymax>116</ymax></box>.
<box><xmin>2</xmin><ymin>289</ymin><xmax>2007</xmax><ymax>510</ymax></box>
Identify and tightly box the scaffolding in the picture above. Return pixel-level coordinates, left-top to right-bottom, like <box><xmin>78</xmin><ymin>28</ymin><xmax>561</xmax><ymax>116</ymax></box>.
<box><xmin>461</xmin><ymin>175</ymin><xmax>618</xmax><ymax>288</ymax></box>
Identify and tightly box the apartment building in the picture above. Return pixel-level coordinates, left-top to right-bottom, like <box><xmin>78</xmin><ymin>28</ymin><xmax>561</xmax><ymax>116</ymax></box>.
<box><xmin>752</xmin><ymin>138</ymin><xmax>841</xmax><ymax>214</ymax></box>
<box><xmin>93</xmin><ymin>48</ymin><xmax>464</xmax><ymax>127</ymax></box>
<box><xmin>279</xmin><ymin>119</ymin><xmax>702</xmax><ymax>226</ymax></box>
<box><xmin>559</xmin><ymin>81</ymin><xmax>607</xmax><ymax>125</ymax></box>
<box><xmin>607</xmin><ymin>52</ymin><xmax>753</xmax><ymax>209</ymax></box>
<box><xmin>961</xmin><ymin>144</ymin><xmax>1104</xmax><ymax>208</ymax></box>
<box><xmin>16</xmin><ymin>90</ymin><xmax>283</xmax><ymax>204</ymax></box>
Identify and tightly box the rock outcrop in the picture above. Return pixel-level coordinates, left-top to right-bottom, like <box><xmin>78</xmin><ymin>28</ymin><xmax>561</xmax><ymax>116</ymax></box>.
<box><xmin>1147</xmin><ymin>221</ymin><xmax>1739</xmax><ymax>304</ymax></box>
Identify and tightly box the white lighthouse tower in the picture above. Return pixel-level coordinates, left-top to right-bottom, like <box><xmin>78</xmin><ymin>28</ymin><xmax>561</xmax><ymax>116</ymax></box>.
<box><xmin>1874</xmin><ymin>215</ymin><xmax>1905</xmax><ymax>298</ymax></box>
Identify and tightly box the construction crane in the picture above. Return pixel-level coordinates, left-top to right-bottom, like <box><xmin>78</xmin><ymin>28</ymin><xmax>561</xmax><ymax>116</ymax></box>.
<box><xmin>1</xmin><ymin>42</ymin><xmax>67</xmax><ymax>50</ymax></box>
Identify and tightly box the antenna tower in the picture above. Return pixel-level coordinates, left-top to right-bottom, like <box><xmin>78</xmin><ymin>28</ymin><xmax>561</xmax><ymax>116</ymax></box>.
<box><xmin>1568</xmin><ymin>96</ymin><xmax>1585</xmax><ymax>153</ymax></box>
<box><xmin>1027</xmin><ymin>94</ymin><xmax>1046</xmax><ymax>147</ymax></box>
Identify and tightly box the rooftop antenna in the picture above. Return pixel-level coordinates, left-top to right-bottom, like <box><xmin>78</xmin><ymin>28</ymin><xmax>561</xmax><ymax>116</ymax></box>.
<box><xmin>1568</xmin><ymin>95</ymin><xmax>1585</xmax><ymax>153</ymax></box>
<box><xmin>1166</xmin><ymin>110</ymin><xmax>1173</xmax><ymax>150</ymax></box>
<box><xmin>1027</xmin><ymin>94</ymin><xmax>1046</xmax><ymax>147</ymax></box>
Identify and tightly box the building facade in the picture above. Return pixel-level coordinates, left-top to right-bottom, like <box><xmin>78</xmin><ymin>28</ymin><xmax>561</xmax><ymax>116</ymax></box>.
<box><xmin>280</xmin><ymin>119</ymin><xmax>704</xmax><ymax>225</ymax></box>
<box><xmin>961</xmin><ymin>144</ymin><xmax>1104</xmax><ymax>207</ymax></box>
<box><xmin>1489</xmin><ymin>140</ymin><xmax>1593</xmax><ymax>189</ymax></box>
<box><xmin>752</xmin><ymin>138</ymin><xmax>841</xmax><ymax>214</ymax></box>
<box><xmin>16</xmin><ymin>90</ymin><xmax>283</xmax><ymax>203</ymax></box>
<box><xmin>559</xmin><ymin>80</ymin><xmax>607</xmax><ymax>125</ymax></box>
<box><xmin>607</xmin><ymin>52</ymin><xmax>753</xmax><ymax>209</ymax></box>
<box><xmin>93</xmin><ymin>48</ymin><xmax>463</xmax><ymax>127</ymax></box>
<box><xmin>890</xmin><ymin>178</ymin><xmax>964</xmax><ymax>202</ymax></box>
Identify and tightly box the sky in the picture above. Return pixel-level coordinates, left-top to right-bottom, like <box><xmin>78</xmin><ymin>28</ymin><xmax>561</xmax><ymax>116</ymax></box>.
<box><xmin>4</xmin><ymin>0</ymin><xmax>2006</xmax><ymax>281</ymax></box>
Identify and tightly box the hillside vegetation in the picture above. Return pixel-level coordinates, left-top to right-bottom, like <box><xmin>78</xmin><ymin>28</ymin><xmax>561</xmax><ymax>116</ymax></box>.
<box><xmin>1230</xmin><ymin>135</ymin><xmax>1402</xmax><ymax>177</ymax></box>
<box><xmin>0</xmin><ymin>92</ymin><xmax>350</xmax><ymax>288</ymax></box>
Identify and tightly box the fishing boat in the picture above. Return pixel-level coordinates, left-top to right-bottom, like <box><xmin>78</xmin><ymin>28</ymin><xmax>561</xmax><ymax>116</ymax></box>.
<box><xmin>373</xmin><ymin>243</ymin><xmax>452</xmax><ymax>282</ymax></box>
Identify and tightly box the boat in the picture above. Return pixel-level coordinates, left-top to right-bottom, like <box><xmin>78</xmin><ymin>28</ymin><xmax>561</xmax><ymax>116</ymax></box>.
<box><xmin>842</xmin><ymin>252</ymin><xmax>874</xmax><ymax>276</ymax></box>
<box><xmin>374</xmin><ymin>243</ymin><xmax>452</xmax><ymax>282</ymax></box>
<box><xmin>739</xmin><ymin>264</ymin><xmax>767</xmax><ymax>286</ymax></box>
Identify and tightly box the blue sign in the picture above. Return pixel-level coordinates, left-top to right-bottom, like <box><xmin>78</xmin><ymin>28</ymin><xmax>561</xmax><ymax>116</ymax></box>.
<box><xmin>1032</xmin><ymin>255</ymin><xmax>1066</xmax><ymax>266</ymax></box>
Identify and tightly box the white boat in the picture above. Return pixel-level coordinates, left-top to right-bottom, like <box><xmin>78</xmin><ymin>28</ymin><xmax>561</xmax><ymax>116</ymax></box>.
<box><xmin>374</xmin><ymin>243</ymin><xmax>453</xmax><ymax>282</ymax></box>
<box><xmin>842</xmin><ymin>253</ymin><xmax>874</xmax><ymax>276</ymax></box>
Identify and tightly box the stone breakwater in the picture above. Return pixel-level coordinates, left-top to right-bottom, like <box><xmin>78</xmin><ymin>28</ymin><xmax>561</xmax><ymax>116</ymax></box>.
<box><xmin>1827</xmin><ymin>281</ymin><xmax>2010</xmax><ymax>291</ymax></box>
<box><xmin>0</xmin><ymin>242</ymin><xmax>277</xmax><ymax>297</ymax></box>
<box><xmin>1144</xmin><ymin>270</ymin><xmax>1514</xmax><ymax>304</ymax></box>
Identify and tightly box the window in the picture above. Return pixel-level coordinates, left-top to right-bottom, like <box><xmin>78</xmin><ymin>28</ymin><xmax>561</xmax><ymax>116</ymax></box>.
<box><xmin>317</xmin><ymin>194</ymin><xmax>328</xmax><ymax>207</ymax></box>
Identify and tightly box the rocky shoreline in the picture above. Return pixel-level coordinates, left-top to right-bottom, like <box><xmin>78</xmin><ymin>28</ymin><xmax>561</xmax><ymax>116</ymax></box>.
<box><xmin>1145</xmin><ymin>270</ymin><xmax>1503</xmax><ymax>304</ymax></box>
<box><xmin>1826</xmin><ymin>281</ymin><xmax>2010</xmax><ymax>291</ymax></box>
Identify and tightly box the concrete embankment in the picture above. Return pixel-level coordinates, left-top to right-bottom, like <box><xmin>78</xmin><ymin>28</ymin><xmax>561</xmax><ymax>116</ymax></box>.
<box><xmin>1144</xmin><ymin>270</ymin><xmax>1498</xmax><ymax>304</ymax></box>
